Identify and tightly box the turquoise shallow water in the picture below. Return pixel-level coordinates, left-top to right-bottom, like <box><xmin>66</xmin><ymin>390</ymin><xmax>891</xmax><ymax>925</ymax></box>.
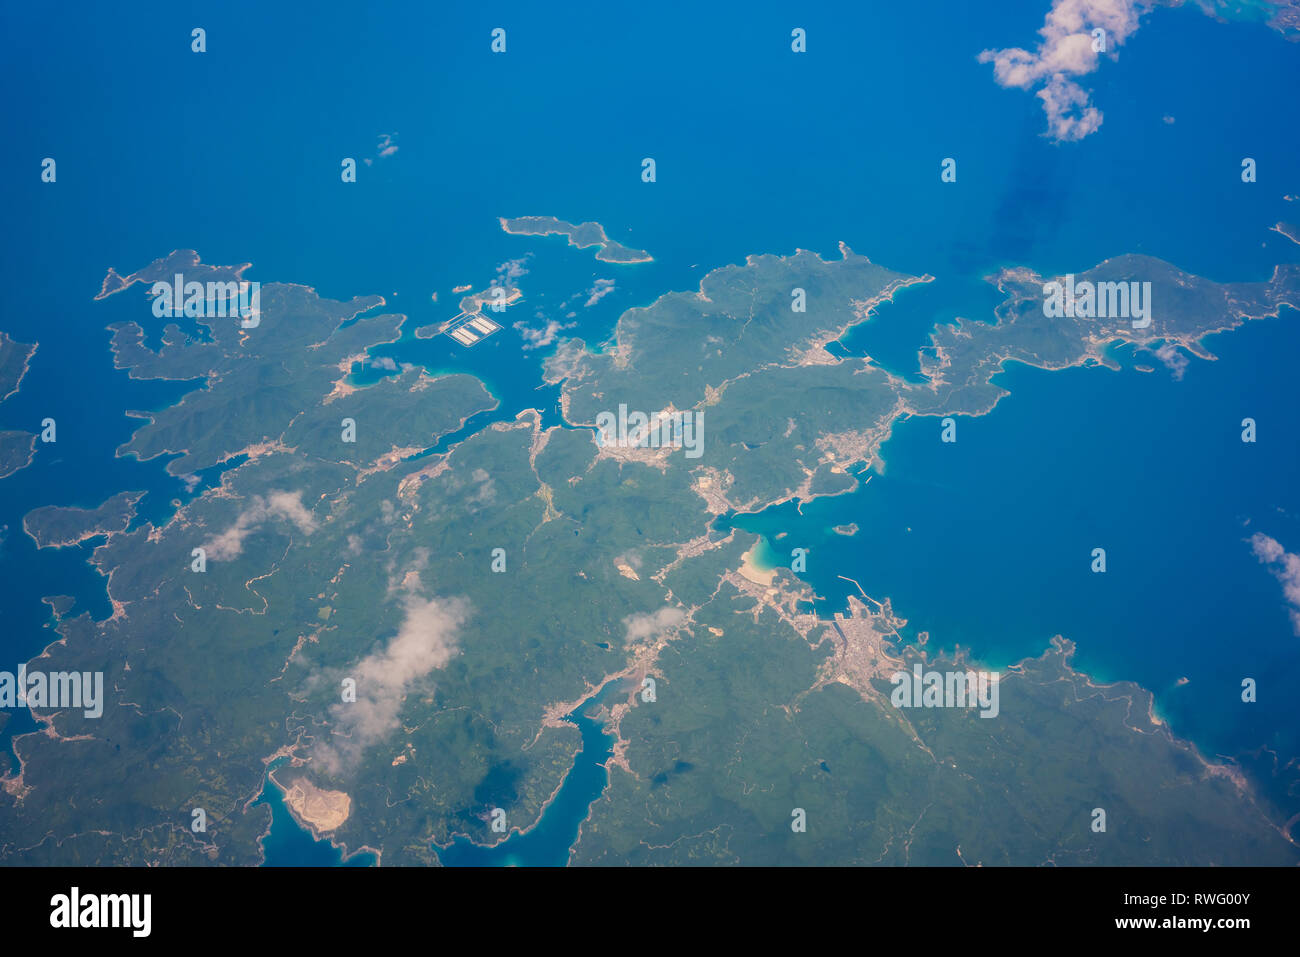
<box><xmin>0</xmin><ymin>0</ymin><xmax>1297</xmax><ymax>861</ymax></box>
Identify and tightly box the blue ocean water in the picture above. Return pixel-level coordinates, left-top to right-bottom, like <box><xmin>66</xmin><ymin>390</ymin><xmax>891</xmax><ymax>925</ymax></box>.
<box><xmin>733</xmin><ymin>313</ymin><xmax>1300</xmax><ymax>762</ymax></box>
<box><xmin>1</xmin><ymin>0</ymin><xmax>1297</xmax><ymax>857</ymax></box>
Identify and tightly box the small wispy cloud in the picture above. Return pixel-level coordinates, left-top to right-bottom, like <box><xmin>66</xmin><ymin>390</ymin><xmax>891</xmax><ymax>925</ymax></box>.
<box><xmin>585</xmin><ymin>278</ymin><xmax>616</xmax><ymax>307</ymax></box>
<box><xmin>1035</xmin><ymin>73</ymin><xmax>1104</xmax><ymax>142</ymax></box>
<box><xmin>363</xmin><ymin>133</ymin><xmax>400</xmax><ymax>166</ymax></box>
<box><xmin>623</xmin><ymin>606</ymin><xmax>686</xmax><ymax>644</ymax></box>
<box><xmin>202</xmin><ymin>490</ymin><xmax>317</xmax><ymax>560</ymax></box>
<box><xmin>468</xmin><ymin>468</ymin><xmax>496</xmax><ymax>506</ymax></box>
<box><xmin>1249</xmin><ymin>532</ymin><xmax>1300</xmax><ymax>636</ymax></box>
<box><xmin>1153</xmin><ymin>342</ymin><xmax>1189</xmax><ymax>380</ymax></box>
<box><xmin>513</xmin><ymin>317</ymin><xmax>576</xmax><ymax>350</ymax></box>
<box><xmin>497</xmin><ymin>256</ymin><xmax>531</xmax><ymax>285</ymax></box>
<box><xmin>314</xmin><ymin>553</ymin><xmax>469</xmax><ymax>774</ymax></box>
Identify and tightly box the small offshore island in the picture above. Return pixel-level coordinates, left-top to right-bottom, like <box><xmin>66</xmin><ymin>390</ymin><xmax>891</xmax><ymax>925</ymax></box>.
<box><xmin>23</xmin><ymin>491</ymin><xmax>145</xmax><ymax>549</ymax></box>
<box><xmin>500</xmin><ymin>216</ymin><xmax>653</xmax><ymax>263</ymax></box>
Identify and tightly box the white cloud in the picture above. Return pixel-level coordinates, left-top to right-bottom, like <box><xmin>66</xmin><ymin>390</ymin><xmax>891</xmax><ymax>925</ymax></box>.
<box><xmin>978</xmin><ymin>0</ymin><xmax>1146</xmax><ymax>141</ymax></box>
<box><xmin>496</xmin><ymin>256</ymin><xmax>531</xmax><ymax>284</ymax></box>
<box><xmin>202</xmin><ymin>490</ymin><xmax>317</xmax><ymax>560</ymax></box>
<box><xmin>1036</xmin><ymin>74</ymin><xmax>1104</xmax><ymax>142</ymax></box>
<box><xmin>623</xmin><ymin>606</ymin><xmax>686</xmax><ymax>644</ymax></box>
<box><xmin>1154</xmin><ymin>341</ymin><xmax>1189</xmax><ymax>380</ymax></box>
<box><xmin>585</xmin><ymin>278</ymin><xmax>616</xmax><ymax>307</ymax></box>
<box><xmin>469</xmin><ymin>468</ymin><xmax>495</xmax><ymax>504</ymax></box>
<box><xmin>1249</xmin><ymin>533</ymin><xmax>1300</xmax><ymax>635</ymax></box>
<box><xmin>514</xmin><ymin>317</ymin><xmax>575</xmax><ymax>351</ymax></box>
<box><xmin>315</xmin><ymin>551</ymin><xmax>469</xmax><ymax>774</ymax></box>
<box><xmin>364</xmin><ymin>133</ymin><xmax>399</xmax><ymax>167</ymax></box>
<box><xmin>314</xmin><ymin>593</ymin><xmax>469</xmax><ymax>774</ymax></box>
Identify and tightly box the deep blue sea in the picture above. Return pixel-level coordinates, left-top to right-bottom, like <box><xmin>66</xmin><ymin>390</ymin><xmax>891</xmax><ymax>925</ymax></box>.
<box><xmin>2</xmin><ymin>1</ymin><xmax>1297</xmax><ymax>862</ymax></box>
